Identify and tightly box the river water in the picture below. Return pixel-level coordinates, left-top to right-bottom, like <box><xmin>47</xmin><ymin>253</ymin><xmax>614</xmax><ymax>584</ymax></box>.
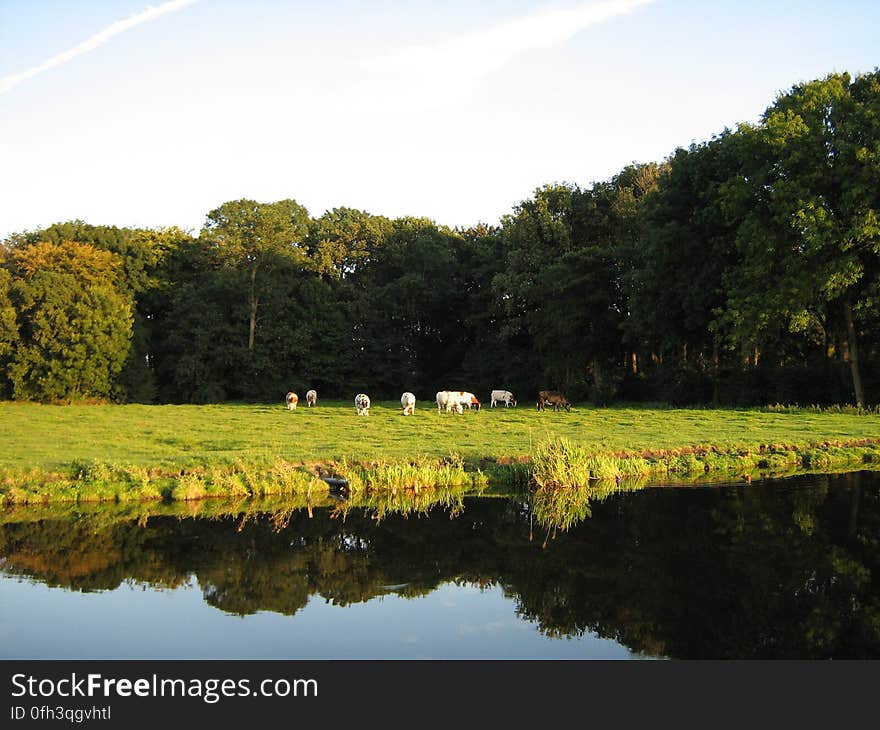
<box><xmin>1</xmin><ymin>470</ymin><xmax>877</xmax><ymax>659</ymax></box>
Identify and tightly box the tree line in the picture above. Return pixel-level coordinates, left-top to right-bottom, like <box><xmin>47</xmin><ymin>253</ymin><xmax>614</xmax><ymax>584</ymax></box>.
<box><xmin>1</xmin><ymin>70</ymin><xmax>878</xmax><ymax>406</ymax></box>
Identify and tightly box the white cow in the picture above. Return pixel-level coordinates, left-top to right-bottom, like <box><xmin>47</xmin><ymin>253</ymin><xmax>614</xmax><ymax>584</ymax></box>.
<box><xmin>306</xmin><ymin>389</ymin><xmax>317</xmax><ymax>407</ymax></box>
<box><xmin>436</xmin><ymin>390</ymin><xmax>463</xmax><ymax>414</ymax></box>
<box><xmin>401</xmin><ymin>392</ymin><xmax>416</xmax><ymax>416</ymax></box>
<box><xmin>490</xmin><ymin>389</ymin><xmax>517</xmax><ymax>408</ymax></box>
<box><xmin>285</xmin><ymin>392</ymin><xmax>299</xmax><ymax>410</ymax></box>
<box><xmin>355</xmin><ymin>393</ymin><xmax>371</xmax><ymax>416</ymax></box>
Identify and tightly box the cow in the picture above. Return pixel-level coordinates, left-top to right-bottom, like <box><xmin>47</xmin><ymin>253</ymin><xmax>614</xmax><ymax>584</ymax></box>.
<box><xmin>401</xmin><ymin>391</ymin><xmax>416</xmax><ymax>416</ymax></box>
<box><xmin>490</xmin><ymin>389</ymin><xmax>517</xmax><ymax>408</ymax></box>
<box><xmin>355</xmin><ymin>393</ymin><xmax>371</xmax><ymax>416</ymax></box>
<box><xmin>436</xmin><ymin>390</ymin><xmax>463</xmax><ymax>414</ymax></box>
<box><xmin>537</xmin><ymin>390</ymin><xmax>572</xmax><ymax>412</ymax></box>
<box><xmin>306</xmin><ymin>389</ymin><xmax>317</xmax><ymax>407</ymax></box>
<box><xmin>456</xmin><ymin>391</ymin><xmax>481</xmax><ymax>411</ymax></box>
<box><xmin>285</xmin><ymin>392</ymin><xmax>299</xmax><ymax>410</ymax></box>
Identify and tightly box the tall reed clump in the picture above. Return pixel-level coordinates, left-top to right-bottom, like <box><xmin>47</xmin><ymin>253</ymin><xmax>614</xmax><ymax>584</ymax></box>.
<box><xmin>482</xmin><ymin>460</ymin><xmax>533</xmax><ymax>491</ymax></box>
<box><xmin>0</xmin><ymin>462</ymin><xmax>169</xmax><ymax>505</ymax></box>
<box><xmin>167</xmin><ymin>461</ymin><xmax>329</xmax><ymax>501</ymax></box>
<box><xmin>329</xmin><ymin>456</ymin><xmax>487</xmax><ymax>495</ymax></box>
<box><xmin>531</xmin><ymin>437</ymin><xmax>652</xmax><ymax>488</ymax></box>
<box><xmin>529</xmin><ymin>439</ymin><xmax>653</xmax><ymax>532</ymax></box>
<box><xmin>0</xmin><ymin>458</ymin><xmax>331</xmax><ymax>505</ymax></box>
<box><xmin>531</xmin><ymin>436</ymin><xmax>880</xmax><ymax>492</ymax></box>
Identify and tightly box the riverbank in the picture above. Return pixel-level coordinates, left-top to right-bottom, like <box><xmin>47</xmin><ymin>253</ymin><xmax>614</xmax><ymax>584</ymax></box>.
<box><xmin>2</xmin><ymin>400</ymin><xmax>879</xmax><ymax>504</ymax></box>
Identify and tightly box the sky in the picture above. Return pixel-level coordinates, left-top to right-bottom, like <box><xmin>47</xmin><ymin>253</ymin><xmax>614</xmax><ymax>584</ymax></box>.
<box><xmin>1</xmin><ymin>0</ymin><xmax>878</xmax><ymax>239</ymax></box>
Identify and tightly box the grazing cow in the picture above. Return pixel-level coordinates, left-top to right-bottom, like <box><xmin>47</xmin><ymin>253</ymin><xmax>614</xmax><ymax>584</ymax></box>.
<box><xmin>490</xmin><ymin>389</ymin><xmax>517</xmax><ymax>408</ymax></box>
<box><xmin>401</xmin><ymin>391</ymin><xmax>416</xmax><ymax>415</ymax></box>
<box><xmin>537</xmin><ymin>390</ymin><xmax>572</xmax><ymax>412</ymax></box>
<box><xmin>306</xmin><ymin>389</ymin><xmax>317</xmax><ymax>407</ymax></box>
<box><xmin>456</xmin><ymin>391</ymin><xmax>481</xmax><ymax>411</ymax></box>
<box><xmin>436</xmin><ymin>390</ymin><xmax>463</xmax><ymax>414</ymax></box>
<box><xmin>285</xmin><ymin>392</ymin><xmax>299</xmax><ymax>410</ymax></box>
<box><xmin>355</xmin><ymin>393</ymin><xmax>371</xmax><ymax>416</ymax></box>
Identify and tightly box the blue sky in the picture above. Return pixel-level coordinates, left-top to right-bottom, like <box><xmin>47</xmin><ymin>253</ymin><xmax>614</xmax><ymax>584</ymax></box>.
<box><xmin>1</xmin><ymin>0</ymin><xmax>878</xmax><ymax>239</ymax></box>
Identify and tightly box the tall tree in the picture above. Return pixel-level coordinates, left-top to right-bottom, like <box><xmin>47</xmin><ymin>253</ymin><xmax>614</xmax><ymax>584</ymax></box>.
<box><xmin>347</xmin><ymin>218</ymin><xmax>473</xmax><ymax>397</ymax></box>
<box><xmin>625</xmin><ymin>137</ymin><xmax>739</xmax><ymax>402</ymax></box>
<box><xmin>720</xmin><ymin>71</ymin><xmax>880</xmax><ymax>405</ymax></box>
<box><xmin>0</xmin><ymin>269</ymin><xmax>20</xmax><ymax>398</ymax></box>
<box><xmin>202</xmin><ymin>199</ymin><xmax>312</xmax><ymax>351</ymax></box>
<box><xmin>307</xmin><ymin>207</ymin><xmax>393</xmax><ymax>278</ymax></box>
<box><xmin>7</xmin><ymin>221</ymin><xmax>191</xmax><ymax>402</ymax></box>
<box><xmin>496</xmin><ymin>168</ymin><xmax>660</xmax><ymax>403</ymax></box>
<box><xmin>2</xmin><ymin>242</ymin><xmax>133</xmax><ymax>402</ymax></box>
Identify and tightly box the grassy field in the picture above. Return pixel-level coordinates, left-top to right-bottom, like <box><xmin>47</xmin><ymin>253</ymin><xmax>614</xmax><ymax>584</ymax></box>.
<box><xmin>2</xmin><ymin>399</ymin><xmax>879</xmax><ymax>471</ymax></box>
<box><xmin>1</xmin><ymin>400</ymin><xmax>879</xmax><ymax>504</ymax></box>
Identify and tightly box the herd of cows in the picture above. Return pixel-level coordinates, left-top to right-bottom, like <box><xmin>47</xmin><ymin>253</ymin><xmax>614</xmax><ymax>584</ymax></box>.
<box><xmin>284</xmin><ymin>389</ymin><xmax>573</xmax><ymax>415</ymax></box>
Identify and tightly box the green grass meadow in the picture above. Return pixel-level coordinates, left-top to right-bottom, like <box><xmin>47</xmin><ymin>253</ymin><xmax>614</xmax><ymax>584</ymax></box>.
<box><xmin>3</xmin><ymin>399</ymin><xmax>879</xmax><ymax>472</ymax></box>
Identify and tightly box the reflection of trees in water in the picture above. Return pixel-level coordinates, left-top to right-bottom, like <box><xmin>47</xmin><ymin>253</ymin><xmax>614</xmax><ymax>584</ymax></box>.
<box><xmin>512</xmin><ymin>472</ymin><xmax>880</xmax><ymax>658</ymax></box>
<box><xmin>0</xmin><ymin>518</ymin><xmax>190</xmax><ymax>591</ymax></box>
<box><xmin>1</xmin><ymin>472</ymin><xmax>878</xmax><ymax>658</ymax></box>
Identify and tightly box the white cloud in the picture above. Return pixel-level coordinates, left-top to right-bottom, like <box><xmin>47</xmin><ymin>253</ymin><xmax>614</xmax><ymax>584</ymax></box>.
<box><xmin>0</xmin><ymin>0</ymin><xmax>199</xmax><ymax>95</ymax></box>
<box><xmin>366</xmin><ymin>0</ymin><xmax>657</xmax><ymax>105</ymax></box>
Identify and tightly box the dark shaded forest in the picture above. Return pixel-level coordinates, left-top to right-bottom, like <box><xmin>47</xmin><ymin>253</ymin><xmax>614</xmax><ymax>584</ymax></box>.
<box><xmin>1</xmin><ymin>70</ymin><xmax>878</xmax><ymax>406</ymax></box>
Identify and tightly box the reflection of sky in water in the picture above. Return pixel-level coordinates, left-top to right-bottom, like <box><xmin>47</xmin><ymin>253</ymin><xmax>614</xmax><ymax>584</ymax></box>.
<box><xmin>0</xmin><ymin>577</ymin><xmax>635</xmax><ymax>660</ymax></box>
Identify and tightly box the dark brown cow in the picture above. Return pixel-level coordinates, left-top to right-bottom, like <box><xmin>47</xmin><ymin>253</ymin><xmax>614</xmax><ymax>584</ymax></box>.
<box><xmin>537</xmin><ymin>390</ymin><xmax>572</xmax><ymax>412</ymax></box>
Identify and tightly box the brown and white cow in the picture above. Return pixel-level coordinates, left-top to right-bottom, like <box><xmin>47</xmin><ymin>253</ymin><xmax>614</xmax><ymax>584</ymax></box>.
<box><xmin>285</xmin><ymin>392</ymin><xmax>299</xmax><ymax>410</ymax></box>
<box><xmin>306</xmin><ymin>389</ymin><xmax>317</xmax><ymax>407</ymax></box>
<box><xmin>401</xmin><ymin>392</ymin><xmax>416</xmax><ymax>415</ymax></box>
<box><xmin>537</xmin><ymin>390</ymin><xmax>572</xmax><ymax>412</ymax></box>
<box><xmin>456</xmin><ymin>391</ymin><xmax>481</xmax><ymax>411</ymax></box>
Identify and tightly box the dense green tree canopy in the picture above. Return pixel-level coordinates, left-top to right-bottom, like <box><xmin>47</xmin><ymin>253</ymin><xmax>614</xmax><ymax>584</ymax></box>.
<box><xmin>201</xmin><ymin>198</ymin><xmax>312</xmax><ymax>351</ymax></box>
<box><xmin>0</xmin><ymin>269</ymin><xmax>19</xmax><ymax>398</ymax></box>
<box><xmin>0</xmin><ymin>68</ymin><xmax>877</xmax><ymax>406</ymax></box>
<box><xmin>2</xmin><ymin>242</ymin><xmax>133</xmax><ymax>402</ymax></box>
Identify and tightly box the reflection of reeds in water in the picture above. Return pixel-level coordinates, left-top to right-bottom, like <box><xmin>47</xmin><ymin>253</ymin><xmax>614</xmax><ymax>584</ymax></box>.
<box><xmin>0</xmin><ymin>492</ymin><xmax>336</xmax><ymax>528</ymax></box>
<box><xmin>532</xmin><ymin>483</ymin><xmax>593</xmax><ymax>535</ymax></box>
<box><xmin>530</xmin><ymin>438</ymin><xmax>659</xmax><ymax>534</ymax></box>
<box><xmin>332</xmin><ymin>484</ymin><xmax>468</xmax><ymax>523</ymax></box>
<box><xmin>531</xmin><ymin>476</ymin><xmax>649</xmax><ymax>535</ymax></box>
<box><xmin>327</xmin><ymin>456</ymin><xmax>488</xmax><ymax>522</ymax></box>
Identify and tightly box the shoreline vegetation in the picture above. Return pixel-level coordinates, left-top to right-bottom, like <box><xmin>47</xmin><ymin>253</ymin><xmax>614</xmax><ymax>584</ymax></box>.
<box><xmin>2</xmin><ymin>401</ymin><xmax>879</xmax><ymax>509</ymax></box>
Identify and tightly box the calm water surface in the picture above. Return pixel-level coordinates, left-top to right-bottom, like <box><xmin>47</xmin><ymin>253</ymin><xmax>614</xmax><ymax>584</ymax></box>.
<box><xmin>1</xmin><ymin>471</ymin><xmax>877</xmax><ymax>659</ymax></box>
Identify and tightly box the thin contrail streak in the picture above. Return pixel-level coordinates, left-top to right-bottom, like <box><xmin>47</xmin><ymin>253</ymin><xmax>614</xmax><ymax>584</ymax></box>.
<box><xmin>0</xmin><ymin>0</ymin><xmax>199</xmax><ymax>95</ymax></box>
